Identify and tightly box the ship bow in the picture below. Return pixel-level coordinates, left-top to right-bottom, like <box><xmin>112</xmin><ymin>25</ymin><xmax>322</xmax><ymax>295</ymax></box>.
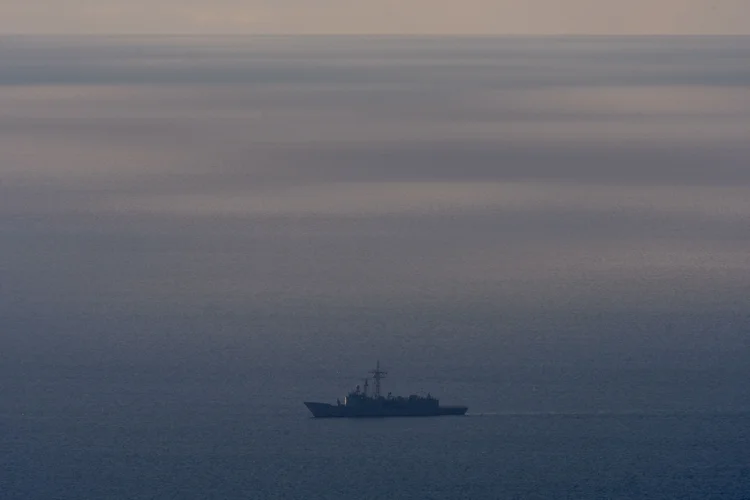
<box><xmin>304</xmin><ymin>402</ymin><xmax>343</xmax><ymax>418</ymax></box>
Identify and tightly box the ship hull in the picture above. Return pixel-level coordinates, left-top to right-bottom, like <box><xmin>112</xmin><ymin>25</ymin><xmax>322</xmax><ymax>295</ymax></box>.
<box><xmin>304</xmin><ymin>402</ymin><xmax>468</xmax><ymax>418</ymax></box>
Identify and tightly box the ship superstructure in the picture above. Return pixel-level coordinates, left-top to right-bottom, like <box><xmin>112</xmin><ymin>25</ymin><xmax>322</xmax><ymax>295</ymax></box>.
<box><xmin>304</xmin><ymin>362</ymin><xmax>468</xmax><ymax>418</ymax></box>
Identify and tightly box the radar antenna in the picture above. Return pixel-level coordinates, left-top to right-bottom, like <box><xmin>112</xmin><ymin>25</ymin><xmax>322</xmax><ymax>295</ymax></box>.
<box><xmin>369</xmin><ymin>361</ymin><xmax>387</xmax><ymax>398</ymax></box>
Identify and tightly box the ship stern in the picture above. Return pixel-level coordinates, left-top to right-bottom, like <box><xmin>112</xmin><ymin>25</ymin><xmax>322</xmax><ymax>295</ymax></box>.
<box><xmin>438</xmin><ymin>405</ymin><xmax>468</xmax><ymax>416</ymax></box>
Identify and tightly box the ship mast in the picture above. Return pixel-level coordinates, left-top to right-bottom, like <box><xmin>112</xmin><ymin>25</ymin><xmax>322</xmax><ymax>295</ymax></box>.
<box><xmin>369</xmin><ymin>361</ymin><xmax>387</xmax><ymax>398</ymax></box>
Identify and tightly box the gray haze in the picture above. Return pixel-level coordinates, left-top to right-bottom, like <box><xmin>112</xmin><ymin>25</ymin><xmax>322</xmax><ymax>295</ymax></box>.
<box><xmin>2</xmin><ymin>36</ymin><xmax>750</xmax><ymax>420</ymax></box>
<box><xmin>4</xmin><ymin>1</ymin><xmax>750</xmax><ymax>34</ymax></box>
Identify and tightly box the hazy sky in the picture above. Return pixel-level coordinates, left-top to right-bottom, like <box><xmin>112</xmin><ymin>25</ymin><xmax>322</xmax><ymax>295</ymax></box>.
<box><xmin>2</xmin><ymin>0</ymin><xmax>750</xmax><ymax>34</ymax></box>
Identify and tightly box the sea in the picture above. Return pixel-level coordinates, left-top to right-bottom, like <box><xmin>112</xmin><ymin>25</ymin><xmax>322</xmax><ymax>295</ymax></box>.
<box><xmin>2</xmin><ymin>35</ymin><xmax>750</xmax><ymax>498</ymax></box>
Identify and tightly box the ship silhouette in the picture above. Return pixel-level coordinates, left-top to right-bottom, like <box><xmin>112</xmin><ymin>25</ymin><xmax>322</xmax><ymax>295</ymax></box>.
<box><xmin>304</xmin><ymin>362</ymin><xmax>468</xmax><ymax>418</ymax></box>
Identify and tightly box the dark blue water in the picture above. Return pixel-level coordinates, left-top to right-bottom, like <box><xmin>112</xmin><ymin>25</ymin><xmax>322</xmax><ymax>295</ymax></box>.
<box><xmin>2</xmin><ymin>310</ymin><xmax>749</xmax><ymax>499</ymax></box>
<box><xmin>4</xmin><ymin>402</ymin><xmax>749</xmax><ymax>499</ymax></box>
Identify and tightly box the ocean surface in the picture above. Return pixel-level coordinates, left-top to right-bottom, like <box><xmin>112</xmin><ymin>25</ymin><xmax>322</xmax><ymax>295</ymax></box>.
<box><xmin>3</xmin><ymin>309</ymin><xmax>750</xmax><ymax>499</ymax></box>
<box><xmin>5</xmin><ymin>407</ymin><xmax>750</xmax><ymax>499</ymax></box>
<box><xmin>2</xmin><ymin>36</ymin><xmax>750</xmax><ymax>498</ymax></box>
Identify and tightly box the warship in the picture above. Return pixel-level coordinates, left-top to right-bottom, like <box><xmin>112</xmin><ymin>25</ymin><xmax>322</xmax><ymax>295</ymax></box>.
<box><xmin>304</xmin><ymin>362</ymin><xmax>468</xmax><ymax>418</ymax></box>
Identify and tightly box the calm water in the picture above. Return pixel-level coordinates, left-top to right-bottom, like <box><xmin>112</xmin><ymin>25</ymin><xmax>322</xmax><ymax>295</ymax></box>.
<box><xmin>4</xmin><ymin>376</ymin><xmax>750</xmax><ymax>499</ymax></box>
<box><xmin>3</xmin><ymin>310</ymin><xmax>750</xmax><ymax>499</ymax></box>
<box><xmin>5</xmin><ymin>409</ymin><xmax>750</xmax><ymax>500</ymax></box>
<box><xmin>2</xmin><ymin>36</ymin><xmax>750</xmax><ymax>498</ymax></box>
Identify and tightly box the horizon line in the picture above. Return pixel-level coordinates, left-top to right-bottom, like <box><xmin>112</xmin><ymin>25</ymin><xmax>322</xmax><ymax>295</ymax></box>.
<box><xmin>2</xmin><ymin>32</ymin><xmax>750</xmax><ymax>38</ymax></box>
